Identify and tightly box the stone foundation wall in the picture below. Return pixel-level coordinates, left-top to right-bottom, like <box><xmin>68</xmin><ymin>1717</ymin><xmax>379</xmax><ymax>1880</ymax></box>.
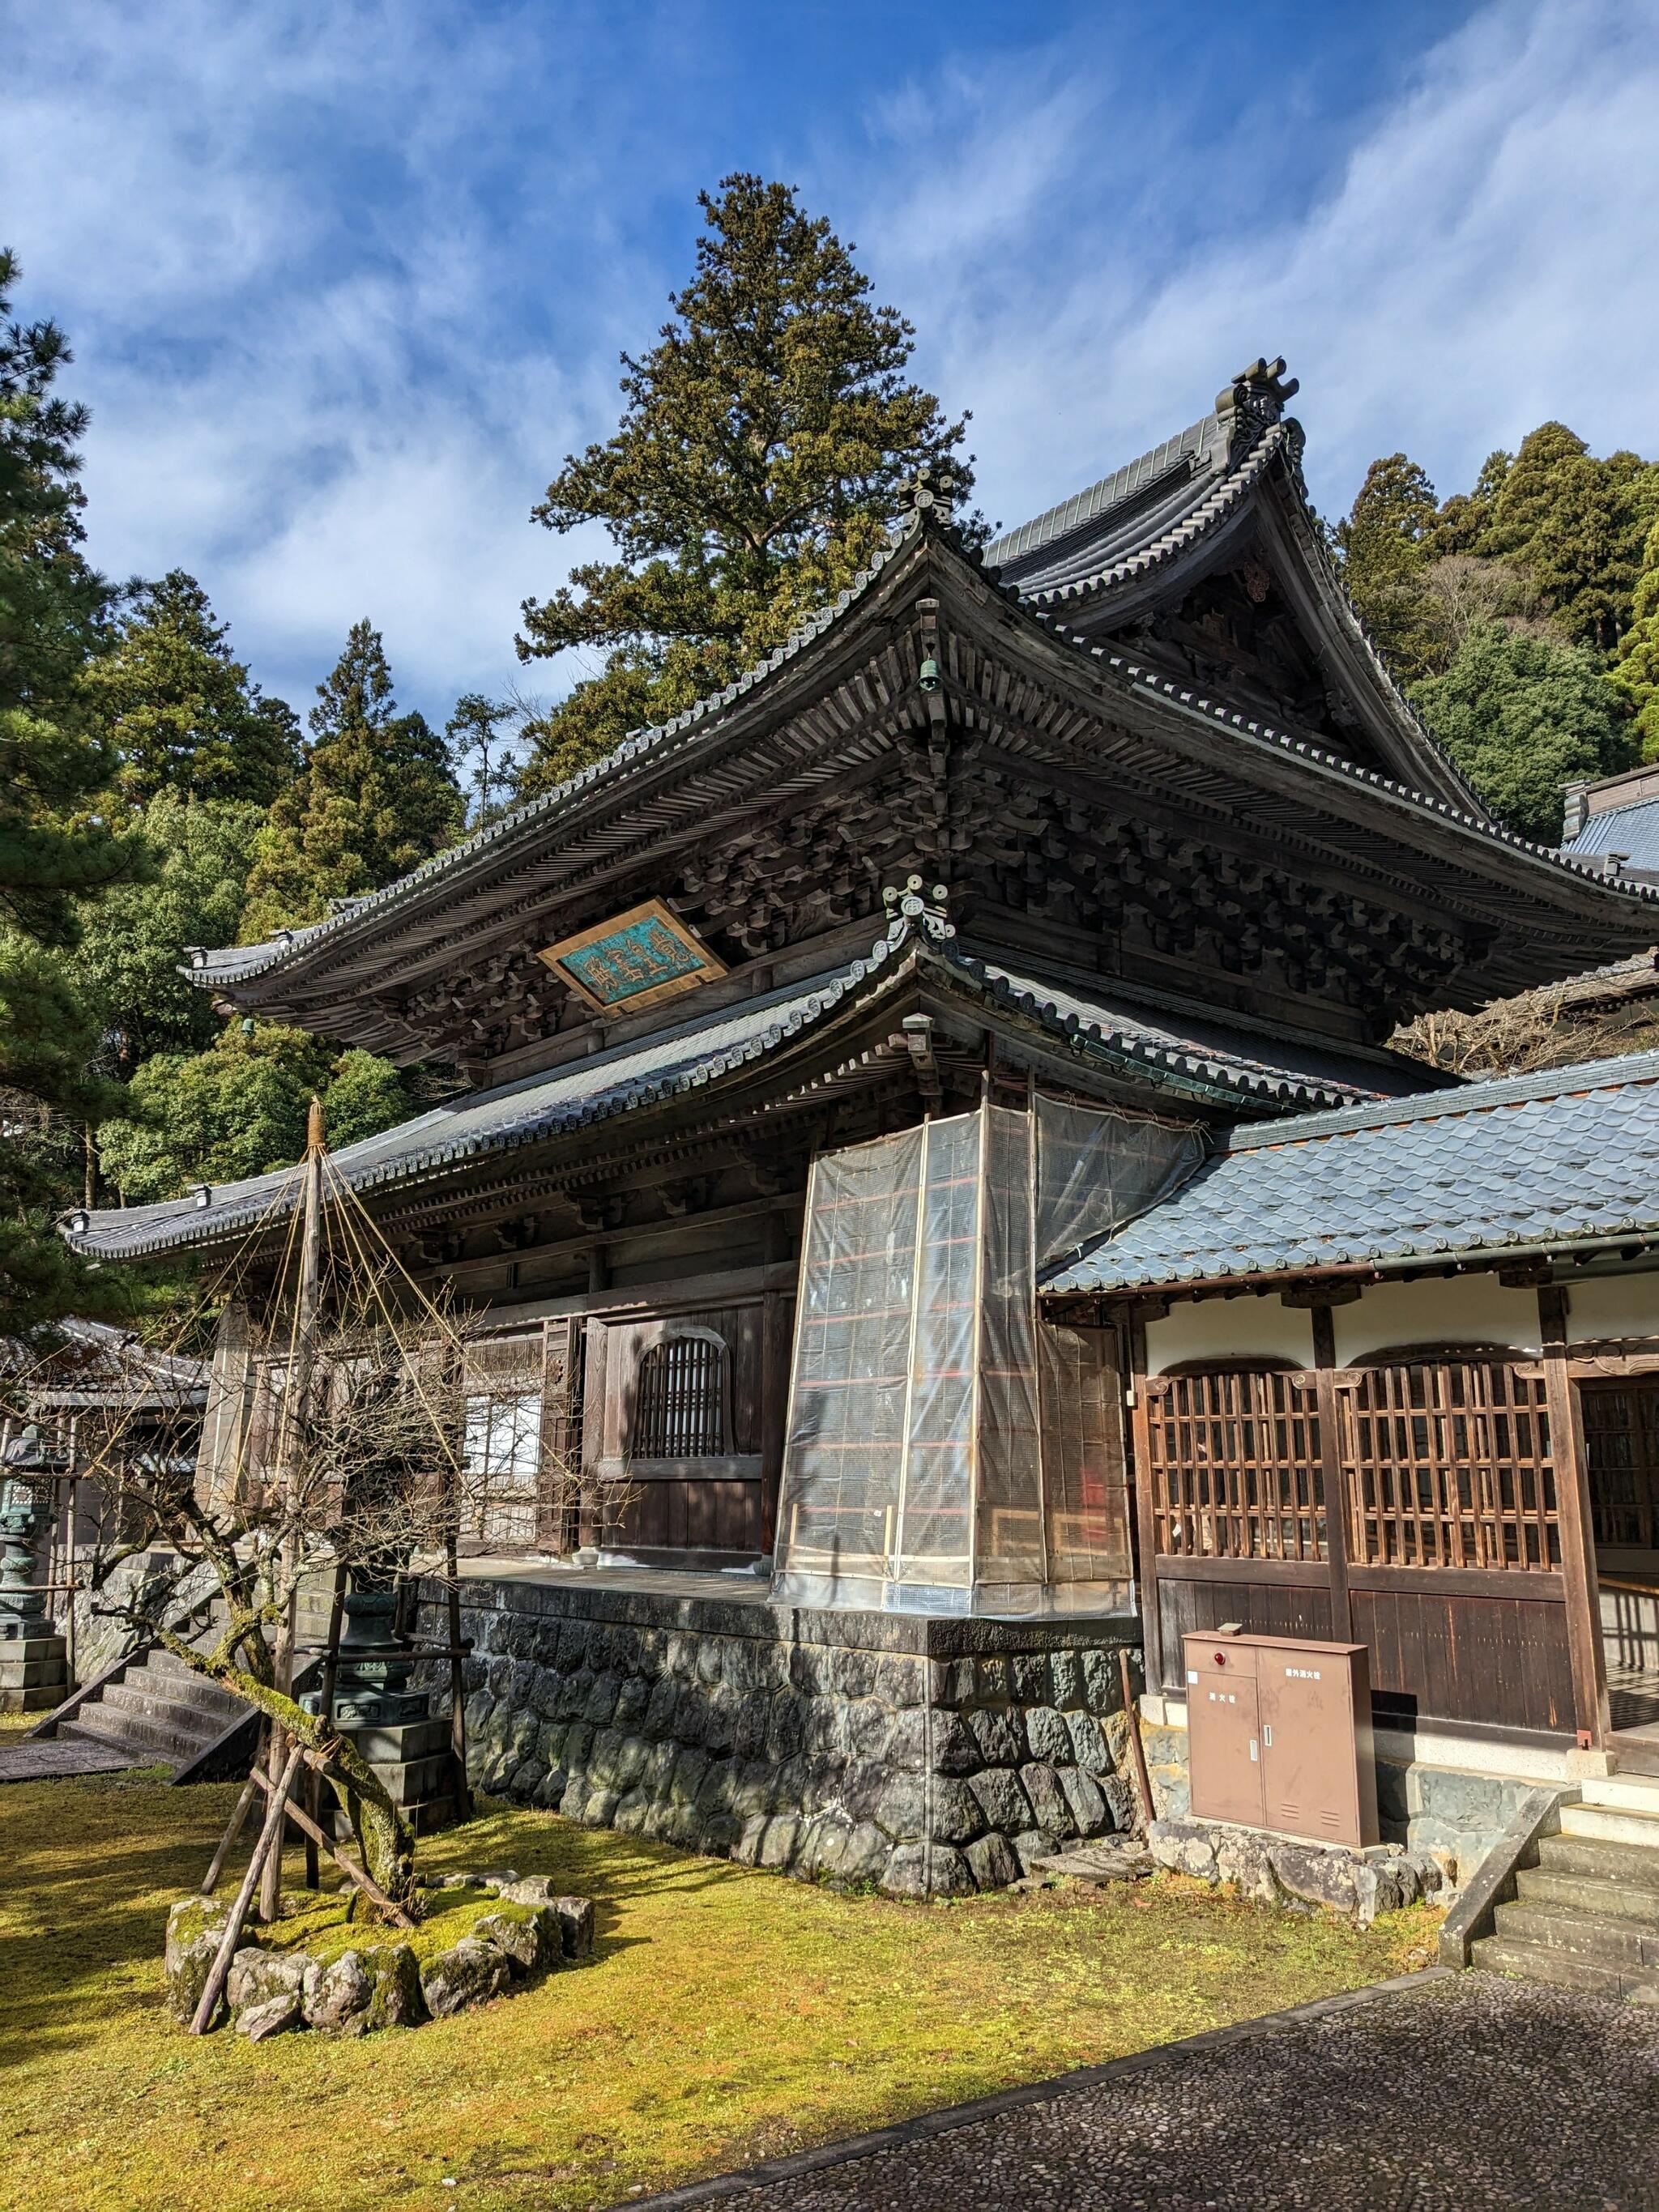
<box><xmin>416</xmin><ymin>1579</ymin><xmax>1142</xmax><ymax>1897</ymax></box>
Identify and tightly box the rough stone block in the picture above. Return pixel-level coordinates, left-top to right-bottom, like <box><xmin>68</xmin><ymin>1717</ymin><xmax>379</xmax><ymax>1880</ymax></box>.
<box><xmin>1065</xmin><ymin>1711</ymin><xmax>1112</xmax><ymax>1775</ymax></box>
<box><xmin>965</xmin><ymin>1707</ymin><xmax>1026</xmax><ymax>1767</ymax></box>
<box><xmin>164</xmin><ymin>1898</ymin><xmax>234</xmax><ymax>2024</ymax></box>
<box><xmin>967</xmin><ymin>1766</ymin><xmax>1033</xmax><ymax>1834</ymax></box>
<box><xmin>584</xmin><ymin>1672</ymin><xmax>622</xmax><ymax>1726</ymax></box>
<box><xmin>1020</xmin><ymin>1762</ymin><xmax>1073</xmax><ymax>1839</ymax></box>
<box><xmin>643</xmin><ymin>1677</ymin><xmax>680</xmax><ymax>1739</ymax></box>
<box><xmin>930</xmin><ymin>1775</ymin><xmax>987</xmax><ymax>1845</ymax></box>
<box><xmin>1059</xmin><ymin>1766</ymin><xmax>1108</xmax><ymax>1835</ymax></box>
<box><xmin>929</xmin><ymin>1710</ymin><xmax>982</xmax><ymax>1777</ymax></box>
<box><xmin>1048</xmin><ymin>1651</ymin><xmax>1085</xmax><ymax>1712</ymax></box>
<box><xmin>1009</xmin><ymin>1654</ymin><xmax>1051</xmax><ymax>1706</ymax></box>
<box><xmin>759</xmin><ymin>1813</ymin><xmax>803</xmax><ymax>1869</ymax></box>
<box><xmin>612</xmin><ymin>1788</ymin><xmax>651</xmax><ymax>1835</ymax></box>
<box><xmin>875</xmin><ymin>1771</ymin><xmax>928</xmax><ymax>1843</ymax></box>
<box><xmin>614</xmin><ymin>1676</ymin><xmax>650</xmax><ymax>1730</ymax></box>
<box><xmin>420</xmin><ymin>1938</ymin><xmax>511</xmax><ymax>2018</ymax></box>
<box><xmin>873</xmin><ymin>1654</ymin><xmax>926</xmax><ymax>1709</ymax></box>
<box><xmin>237</xmin><ymin>1992</ymin><xmax>302</xmax><ymax>2040</ymax></box>
<box><xmin>965</xmin><ymin>1832</ymin><xmax>1022</xmax><ymax>1891</ymax></box>
<box><xmin>1024</xmin><ymin>1707</ymin><xmax>1073</xmax><ymax>1766</ymax></box>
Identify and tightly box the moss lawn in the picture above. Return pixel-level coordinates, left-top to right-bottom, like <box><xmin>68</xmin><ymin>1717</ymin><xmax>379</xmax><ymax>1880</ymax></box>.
<box><xmin>0</xmin><ymin>1770</ymin><xmax>1439</xmax><ymax>2212</ymax></box>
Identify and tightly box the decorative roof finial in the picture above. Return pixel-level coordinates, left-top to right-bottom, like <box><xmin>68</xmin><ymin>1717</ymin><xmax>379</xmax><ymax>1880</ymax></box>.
<box><xmin>877</xmin><ymin>876</ymin><xmax>954</xmax><ymax>953</ymax></box>
<box><xmin>1216</xmin><ymin>356</ymin><xmax>1299</xmax><ymax>441</ymax></box>
<box><xmin>908</xmin><ymin>464</ymin><xmax>957</xmax><ymax>521</ymax></box>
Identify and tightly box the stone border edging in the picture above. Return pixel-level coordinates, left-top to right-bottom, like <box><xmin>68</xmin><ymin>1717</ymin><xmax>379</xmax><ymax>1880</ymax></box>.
<box><xmin>619</xmin><ymin>1966</ymin><xmax>1454</xmax><ymax>2210</ymax></box>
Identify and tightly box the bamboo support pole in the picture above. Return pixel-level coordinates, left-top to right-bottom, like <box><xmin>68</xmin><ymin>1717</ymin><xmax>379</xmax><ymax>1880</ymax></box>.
<box><xmin>191</xmin><ymin>1740</ymin><xmax>305</xmax><ymax>2034</ymax></box>
<box><xmin>1119</xmin><ymin>1645</ymin><xmax>1156</xmax><ymax>1832</ymax></box>
<box><xmin>262</xmin><ymin>1097</ymin><xmax>326</xmax><ymax>1923</ymax></box>
<box><xmin>199</xmin><ymin>1771</ymin><xmax>261</xmax><ymax>1896</ymax></box>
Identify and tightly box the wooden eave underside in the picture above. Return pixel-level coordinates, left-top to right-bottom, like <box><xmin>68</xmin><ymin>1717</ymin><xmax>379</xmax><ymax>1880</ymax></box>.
<box><xmin>213</xmin><ymin>525</ymin><xmax>1657</xmax><ymax>1049</ymax></box>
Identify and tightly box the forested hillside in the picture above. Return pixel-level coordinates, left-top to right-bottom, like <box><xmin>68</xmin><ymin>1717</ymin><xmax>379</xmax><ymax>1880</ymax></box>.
<box><xmin>1333</xmin><ymin>428</ymin><xmax>1659</xmax><ymax>840</ymax></box>
<box><xmin>3</xmin><ymin>182</ymin><xmax>1656</xmax><ymax>1335</ymax></box>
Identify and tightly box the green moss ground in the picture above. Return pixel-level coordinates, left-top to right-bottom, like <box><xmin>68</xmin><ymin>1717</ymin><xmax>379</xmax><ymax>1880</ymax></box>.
<box><xmin>267</xmin><ymin>1885</ymin><xmax>527</xmax><ymax>1969</ymax></box>
<box><xmin>0</xmin><ymin>1771</ymin><xmax>1439</xmax><ymax>2212</ymax></box>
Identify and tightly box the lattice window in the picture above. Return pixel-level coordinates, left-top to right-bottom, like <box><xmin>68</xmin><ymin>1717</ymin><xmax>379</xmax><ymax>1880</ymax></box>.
<box><xmin>1145</xmin><ymin>1367</ymin><xmax>1325</xmax><ymax>1561</ymax></box>
<box><xmin>462</xmin><ymin>1334</ymin><xmax>544</xmax><ymax>1551</ymax></box>
<box><xmin>633</xmin><ymin>1335</ymin><xmax>726</xmax><ymax>1459</ymax></box>
<box><xmin>1580</xmin><ymin>1379</ymin><xmax>1659</xmax><ymax>1551</ymax></box>
<box><xmin>1338</xmin><ymin>1359</ymin><xmax>1558</xmax><ymax>1570</ymax></box>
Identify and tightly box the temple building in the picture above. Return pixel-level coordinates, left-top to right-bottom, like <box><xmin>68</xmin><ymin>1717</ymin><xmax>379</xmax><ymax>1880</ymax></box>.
<box><xmin>61</xmin><ymin>359</ymin><xmax>1659</xmax><ymax>1898</ymax></box>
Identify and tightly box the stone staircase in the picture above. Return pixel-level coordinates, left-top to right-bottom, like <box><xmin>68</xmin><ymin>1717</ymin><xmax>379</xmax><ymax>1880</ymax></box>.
<box><xmin>1473</xmin><ymin>1774</ymin><xmax>1659</xmax><ymax>2001</ymax></box>
<box><xmin>61</xmin><ymin>1644</ymin><xmax>253</xmax><ymax>1772</ymax></box>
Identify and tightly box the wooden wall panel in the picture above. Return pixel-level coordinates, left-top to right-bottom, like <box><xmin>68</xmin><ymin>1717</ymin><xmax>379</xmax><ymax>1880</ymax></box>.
<box><xmin>1350</xmin><ymin>1586</ymin><xmax>1574</xmax><ymax>1735</ymax></box>
<box><xmin>1155</xmin><ymin>1571</ymin><xmax>1334</xmax><ymax>1695</ymax></box>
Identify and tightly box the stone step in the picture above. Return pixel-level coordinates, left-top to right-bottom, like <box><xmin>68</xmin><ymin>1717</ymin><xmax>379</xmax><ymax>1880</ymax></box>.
<box><xmin>1516</xmin><ymin>1865</ymin><xmax>1659</xmax><ymax>1927</ymax></box>
<box><xmin>1535</xmin><ymin>1831</ymin><xmax>1659</xmax><ymax>1890</ymax></box>
<box><xmin>1495</xmin><ymin>1899</ymin><xmax>1659</xmax><ymax>1967</ymax></box>
<box><xmin>1559</xmin><ymin>1799</ymin><xmax>1659</xmax><ymax>1850</ymax></box>
<box><xmin>61</xmin><ymin>1709</ymin><xmax>204</xmax><ymax>1765</ymax></box>
<box><xmin>121</xmin><ymin>1660</ymin><xmax>247</xmax><ymax>1722</ymax></box>
<box><xmin>96</xmin><ymin>1681</ymin><xmax>226</xmax><ymax>1744</ymax></box>
<box><xmin>1581</xmin><ymin>1774</ymin><xmax>1659</xmax><ymax>1815</ymax></box>
<box><xmin>1471</xmin><ymin>1934</ymin><xmax>1659</xmax><ymax>2001</ymax></box>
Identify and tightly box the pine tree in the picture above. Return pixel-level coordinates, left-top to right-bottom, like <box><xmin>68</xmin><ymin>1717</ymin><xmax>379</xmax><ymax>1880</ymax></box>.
<box><xmin>84</xmin><ymin>569</ymin><xmax>300</xmax><ymax>807</ymax></box>
<box><xmin>1410</xmin><ymin>622</ymin><xmax>1636</xmax><ymax>842</ymax></box>
<box><xmin>241</xmin><ymin>620</ymin><xmax>463</xmax><ymax>938</ymax></box>
<box><xmin>515</xmin><ymin>174</ymin><xmax>975</xmax><ymax>795</ymax></box>
<box><xmin>1610</xmin><ymin>514</ymin><xmax>1659</xmax><ymax>760</ymax></box>
<box><xmin>445</xmin><ymin>692</ymin><xmax>518</xmax><ymax>827</ymax></box>
<box><xmin>0</xmin><ymin>249</ymin><xmax>145</xmax><ymax>1334</ymax></box>
<box><xmin>1332</xmin><ymin>454</ymin><xmax>1445</xmax><ymax>680</ymax></box>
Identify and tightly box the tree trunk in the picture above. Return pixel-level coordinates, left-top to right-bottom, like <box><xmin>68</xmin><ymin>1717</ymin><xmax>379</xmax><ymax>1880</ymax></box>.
<box><xmin>160</xmin><ymin>1633</ymin><xmax>417</xmax><ymax>1912</ymax></box>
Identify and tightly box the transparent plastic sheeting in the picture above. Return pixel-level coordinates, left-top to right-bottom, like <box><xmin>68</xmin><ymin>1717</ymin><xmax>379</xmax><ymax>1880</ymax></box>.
<box><xmin>774</xmin><ymin>1097</ymin><xmax>1201</xmax><ymax>1617</ymax></box>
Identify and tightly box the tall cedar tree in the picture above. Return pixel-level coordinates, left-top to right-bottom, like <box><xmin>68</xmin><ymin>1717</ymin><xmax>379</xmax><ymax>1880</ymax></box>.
<box><xmin>1332</xmin><ymin>454</ymin><xmax>1444</xmax><ymax>681</ymax></box>
<box><xmin>0</xmin><ymin>249</ymin><xmax>144</xmax><ymax>1335</ymax></box>
<box><xmin>83</xmin><ymin>569</ymin><xmax>301</xmax><ymax>808</ymax></box>
<box><xmin>515</xmin><ymin>174</ymin><xmax>975</xmax><ymax>795</ymax></box>
<box><xmin>1469</xmin><ymin>424</ymin><xmax>1659</xmax><ymax>651</ymax></box>
<box><xmin>241</xmin><ymin>620</ymin><xmax>462</xmax><ymax>939</ymax></box>
<box><xmin>1610</xmin><ymin>514</ymin><xmax>1659</xmax><ymax>761</ymax></box>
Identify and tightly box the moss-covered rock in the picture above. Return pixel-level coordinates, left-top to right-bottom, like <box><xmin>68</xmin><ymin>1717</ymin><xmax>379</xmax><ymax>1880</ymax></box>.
<box><xmin>420</xmin><ymin>1937</ymin><xmax>512</xmax><ymax>2018</ymax></box>
<box><xmin>163</xmin><ymin>1898</ymin><xmax>233</xmax><ymax>2024</ymax></box>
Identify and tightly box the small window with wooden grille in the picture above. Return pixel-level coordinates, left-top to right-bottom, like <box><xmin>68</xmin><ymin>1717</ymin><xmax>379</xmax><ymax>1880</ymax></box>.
<box><xmin>633</xmin><ymin>1335</ymin><xmax>726</xmax><ymax>1460</ymax></box>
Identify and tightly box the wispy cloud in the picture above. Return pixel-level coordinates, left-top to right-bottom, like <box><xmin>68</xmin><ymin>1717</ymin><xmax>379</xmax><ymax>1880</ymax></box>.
<box><xmin>2</xmin><ymin>0</ymin><xmax>1651</xmax><ymax>731</ymax></box>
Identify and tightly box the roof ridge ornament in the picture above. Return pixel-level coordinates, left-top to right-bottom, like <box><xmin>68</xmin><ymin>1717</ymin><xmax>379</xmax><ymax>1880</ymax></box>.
<box><xmin>907</xmin><ymin>464</ymin><xmax>958</xmax><ymax>522</ymax></box>
<box><xmin>876</xmin><ymin>876</ymin><xmax>955</xmax><ymax>957</ymax></box>
<box><xmin>1215</xmin><ymin>356</ymin><xmax>1299</xmax><ymax>453</ymax></box>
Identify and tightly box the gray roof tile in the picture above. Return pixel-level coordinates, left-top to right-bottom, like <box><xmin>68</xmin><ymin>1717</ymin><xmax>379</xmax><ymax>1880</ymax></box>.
<box><xmin>1044</xmin><ymin>1051</ymin><xmax>1659</xmax><ymax>1294</ymax></box>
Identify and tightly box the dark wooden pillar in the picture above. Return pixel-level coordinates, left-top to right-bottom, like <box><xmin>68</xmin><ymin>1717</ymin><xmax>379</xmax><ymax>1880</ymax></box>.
<box><xmin>1538</xmin><ymin>1285</ymin><xmax>1610</xmax><ymax>1747</ymax></box>
<box><xmin>1311</xmin><ymin>1305</ymin><xmax>1354</xmax><ymax>1643</ymax></box>
<box><xmin>1127</xmin><ymin>1315</ymin><xmax>1163</xmax><ymax>1697</ymax></box>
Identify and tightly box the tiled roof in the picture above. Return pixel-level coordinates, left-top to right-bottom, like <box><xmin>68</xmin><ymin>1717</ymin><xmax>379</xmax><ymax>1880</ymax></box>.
<box><xmin>65</xmin><ymin>929</ymin><xmax>1401</xmax><ymax>1264</ymax></box>
<box><xmin>1043</xmin><ymin>1051</ymin><xmax>1659</xmax><ymax>1294</ymax></box>
<box><xmin>1567</xmin><ymin>796</ymin><xmax>1659</xmax><ymax>873</ymax></box>
<box><xmin>985</xmin><ymin>416</ymin><xmax>1218</xmax><ymax>577</ymax></box>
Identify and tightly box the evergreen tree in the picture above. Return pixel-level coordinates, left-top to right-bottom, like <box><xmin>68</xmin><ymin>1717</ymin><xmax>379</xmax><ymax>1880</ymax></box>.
<box><xmin>1410</xmin><ymin>622</ymin><xmax>1636</xmax><ymax>842</ymax></box>
<box><xmin>98</xmin><ymin>1023</ymin><xmax>413</xmax><ymax>1205</ymax></box>
<box><xmin>515</xmin><ymin>174</ymin><xmax>976</xmax><ymax>795</ymax></box>
<box><xmin>1332</xmin><ymin>454</ymin><xmax>1445</xmax><ymax>680</ymax></box>
<box><xmin>445</xmin><ymin>691</ymin><xmax>518</xmax><ymax>826</ymax></box>
<box><xmin>241</xmin><ymin>620</ymin><xmax>463</xmax><ymax>938</ymax></box>
<box><xmin>73</xmin><ymin>790</ymin><xmax>263</xmax><ymax>1072</ymax></box>
<box><xmin>1473</xmin><ymin>423</ymin><xmax>1659</xmax><ymax>650</ymax></box>
<box><xmin>83</xmin><ymin>569</ymin><xmax>300</xmax><ymax>808</ymax></box>
<box><xmin>0</xmin><ymin>249</ymin><xmax>145</xmax><ymax>1334</ymax></box>
<box><xmin>1427</xmin><ymin>447</ymin><xmax>1512</xmax><ymax>559</ymax></box>
<box><xmin>1610</xmin><ymin>514</ymin><xmax>1659</xmax><ymax>761</ymax></box>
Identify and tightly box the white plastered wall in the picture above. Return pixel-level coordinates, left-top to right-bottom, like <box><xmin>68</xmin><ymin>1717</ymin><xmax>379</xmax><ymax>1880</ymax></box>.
<box><xmin>1333</xmin><ymin>1275</ymin><xmax>1541</xmax><ymax>1363</ymax></box>
<box><xmin>1563</xmin><ymin>1272</ymin><xmax>1659</xmax><ymax>1344</ymax></box>
<box><xmin>1145</xmin><ymin>1294</ymin><xmax>1312</xmax><ymax>1374</ymax></box>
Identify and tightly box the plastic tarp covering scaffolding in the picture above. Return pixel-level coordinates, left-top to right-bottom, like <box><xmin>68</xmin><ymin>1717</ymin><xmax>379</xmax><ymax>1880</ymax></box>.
<box><xmin>771</xmin><ymin>1097</ymin><xmax>1204</xmax><ymax>1616</ymax></box>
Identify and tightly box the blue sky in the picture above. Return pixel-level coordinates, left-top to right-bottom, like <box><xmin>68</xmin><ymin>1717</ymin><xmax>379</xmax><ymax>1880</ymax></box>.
<box><xmin>5</xmin><ymin>0</ymin><xmax>1657</xmax><ymax>735</ymax></box>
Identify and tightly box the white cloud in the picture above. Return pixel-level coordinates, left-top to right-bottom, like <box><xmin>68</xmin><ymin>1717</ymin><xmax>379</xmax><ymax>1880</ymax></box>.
<box><xmin>2</xmin><ymin>0</ymin><xmax>1651</xmax><ymax>739</ymax></box>
<box><xmin>855</xmin><ymin>0</ymin><xmax>1659</xmax><ymax>531</ymax></box>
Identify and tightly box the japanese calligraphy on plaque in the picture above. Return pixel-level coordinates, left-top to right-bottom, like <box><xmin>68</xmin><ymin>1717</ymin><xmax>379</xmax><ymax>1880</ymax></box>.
<box><xmin>536</xmin><ymin>898</ymin><xmax>727</xmax><ymax>1014</ymax></box>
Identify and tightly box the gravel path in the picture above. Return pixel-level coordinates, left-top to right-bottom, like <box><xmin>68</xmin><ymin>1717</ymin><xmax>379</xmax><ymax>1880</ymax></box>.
<box><xmin>636</xmin><ymin>1971</ymin><xmax>1659</xmax><ymax>2210</ymax></box>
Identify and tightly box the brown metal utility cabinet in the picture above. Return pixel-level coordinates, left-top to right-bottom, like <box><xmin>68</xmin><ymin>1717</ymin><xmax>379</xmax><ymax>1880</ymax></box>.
<box><xmin>1183</xmin><ymin>1630</ymin><xmax>1379</xmax><ymax>1849</ymax></box>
